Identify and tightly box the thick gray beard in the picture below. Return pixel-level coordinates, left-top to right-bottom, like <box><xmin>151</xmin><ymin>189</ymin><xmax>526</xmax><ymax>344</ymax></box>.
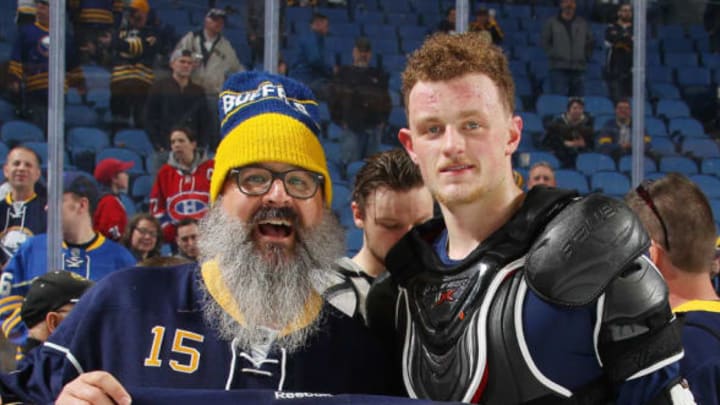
<box><xmin>197</xmin><ymin>202</ymin><xmax>345</xmax><ymax>353</ymax></box>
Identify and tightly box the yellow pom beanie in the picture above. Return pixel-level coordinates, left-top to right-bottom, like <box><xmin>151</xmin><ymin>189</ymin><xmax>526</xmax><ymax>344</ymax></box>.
<box><xmin>210</xmin><ymin>72</ymin><xmax>331</xmax><ymax>205</ymax></box>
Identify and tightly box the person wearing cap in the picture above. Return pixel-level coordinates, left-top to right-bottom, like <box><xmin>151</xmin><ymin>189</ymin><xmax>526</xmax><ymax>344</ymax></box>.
<box><xmin>328</xmin><ymin>36</ymin><xmax>391</xmax><ymax>170</ymax></box>
<box><xmin>143</xmin><ymin>48</ymin><xmax>212</xmax><ymax>153</ymax></box>
<box><xmin>175</xmin><ymin>7</ymin><xmax>245</xmax><ymax>150</ymax></box>
<box><xmin>0</xmin><ymin>172</ymin><xmax>135</xmax><ymax>347</ymax></box>
<box><xmin>0</xmin><ymin>72</ymin><xmax>402</xmax><ymax>404</ymax></box>
<box><xmin>8</xmin><ymin>0</ymin><xmax>86</xmax><ymax>133</ymax></box>
<box><xmin>93</xmin><ymin>158</ymin><xmax>134</xmax><ymax>241</ymax></box>
<box><xmin>109</xmin><ymin>0</ymin><xmax>158</xmax><ymax>130</ymax></box>
<box><xmin>0</xmin><ymin>146</ymin><xmax>47</xmax><ymax>266</ymax></box>
<box><xmin>626</xmin><ymin>174</ymin><xmax>720</xmax><ymax>404</ymax></box>
<box><xmin>19</xmin><ymin>271</ymin><xmax>93</xmax><ymax>359</ymax></box>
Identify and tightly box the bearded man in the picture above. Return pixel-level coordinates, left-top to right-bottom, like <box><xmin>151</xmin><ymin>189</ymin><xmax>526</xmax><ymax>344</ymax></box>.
<box><xmin>0</xmin><ymin>72</ymin><xmax>401</xmax><ymax>404</ymax></box>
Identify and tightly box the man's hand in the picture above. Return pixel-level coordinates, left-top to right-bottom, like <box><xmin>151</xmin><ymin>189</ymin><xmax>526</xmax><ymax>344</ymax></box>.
<box><xmin>56</xmin><ymin>371</ymin><xmax>131</xmax><ymax>405</ymax></box>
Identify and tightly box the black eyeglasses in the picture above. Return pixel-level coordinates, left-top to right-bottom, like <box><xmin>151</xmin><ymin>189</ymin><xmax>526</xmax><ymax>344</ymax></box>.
<box><xmin>230</xmin><ymin>166</ymin><xmax>324</xmax><ymax>200</ymax></box>
<box><xmin>635</xmin><ymin>182</ymin><xmax>671</xmax><ymax>251</ymax></box>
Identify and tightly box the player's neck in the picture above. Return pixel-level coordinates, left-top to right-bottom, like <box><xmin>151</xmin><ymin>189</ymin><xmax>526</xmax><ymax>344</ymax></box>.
<box><xmin>667</xmin><ymin>272</ymin><xmax>720</xmax><ymax>309</ymax></box>
<box><xmin>351</xmin><ymin>247</ymin><xmax>383</xmax><ymax>278</ymax></box>
<box><xmin>64</xmin><ymin>224</ymin><xmax>97</xmax><ymax>246</ymax></box>
<box><xmin>441</xmin><ymin>184</ymin><xmax>524</xmax><ymax>261</ymax></box>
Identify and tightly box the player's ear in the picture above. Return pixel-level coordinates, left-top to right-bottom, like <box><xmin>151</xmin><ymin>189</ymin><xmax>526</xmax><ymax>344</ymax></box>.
<box><xmin>351</xmin><ymin>201</ymin><xmax>365</xmax><ymax>229</ymax></box>
<box><xmin>398</xmin><ymin>128</ymin><xmax>418</xmax><ymax>164</ymax></box>
<box><xmin>46</xmin><ymin>312</ymin><xmax>61</xmax><ymax>334</ymax></box>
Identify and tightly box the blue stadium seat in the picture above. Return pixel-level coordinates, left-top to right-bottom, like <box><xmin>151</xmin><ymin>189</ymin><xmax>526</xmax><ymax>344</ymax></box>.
<box><xmin>554</xmin><ymin>169</ymin><xmax>589</xmax><ymax>194</ymax></box>
<box><xmin>411</xmin><ymin>0</ymin><xmax>438</xmax><ymax>14</ymax></box>
<box><xmin>702</xmin><ymin>53</ymin><xmax>720</xmax><ymax>69</ymax></box>
<box><xmin>81</xmin><ymin>65</ymin><xmax>111</xmax><ymax>90</ymax></box>
<box><xmin>656</xmin><ymin>99</ymin><xmax>691</xmax><ymax>120</ymax></box>
<box><xmin>96</xmin><ymin>148</ymin><xmax>145</xmax><ymax>174</ymax></box>
<box><xmin>388</xmin><ymin>106</ymin><xmax>407</xmax><ymax>129</ymax></box>
<box><xmin>383</xmin><ymin>1</ymin><xmax>412</xmax><ymax>13</ymax></box>
<box><xmin>322</xmin><ymin>142</ymin><xmax>342</xmax><ymax>166</ymax></box>
<box><xmin>701</xmin><ymin>157</ymin><xmax>720</xmax><ymax>177</ymax></box>
<box><xmin>664</xmin><ymin>52</ymin><xmax>699</xmax><ymax>68</ymax></box>
<box><xmin>326</xmin><ymin>123</ymin><xmax>344</xmax><ymax>143</ymax></box>
<box><xmin>593</xmin><ymin>114</ymin><xmax>615</xmax><ymax>132</ymax></box>
<box><xmin>648</xmin><ymin>83</ymin><xmax>681</xmax><ymax>100</ymax></box>
<box><xmin>585</xmin><ymin>80</ymin><xmax>609</xmax><ymax>97</ymax></box>
<box><xmin>331</xmin><ymin>183</ymin><xmax>351</xmax><ymax>215</ymax></box>
<box><xmin>317</xmin><ymin>102</ymin><xmax>331</xmax><ymax>123</ymax></box>
<box><xmin>689</xmin><ymin>174</ymin><xmax>720</xmax><ymax>199</ymax></box>
<box><xmin>676</xmin><ymin>66</ymin><xmax>712</xmax><ymax>87</ymax></box>
<box><xmin>86</xmin><ymin>88</ymin><xmax>111</xmax><ymax>111</ymax></box>
<box><xmin>503</xmin><ymin>4</ymin><xmax>532</xmax><ymax>19</ymax></box>
<box><xmin>155</xmin><ymin>9</ymin><xmax>189</xmax><ymax>26</ymax></box>
<box><xmin>21</xmin><ymin>141</ymin><xmax>48</xmax><ymax>166</ymax></box>
<box><xmin>67</xmin><ymin>127</ymin><xmax>110</xmax><ymax>156</ymax></box>
<box><xmin>345</xmin><ymin>227</ymin><xmax>364</xmax><ymax>256</ymax></box>
<box><xmin>618</xmin><ymin>155</ymin><xmax>658</xmax><ymax>174</ymax></box>
<box><xmin>584</xmin><ymin>63</ymin><xmax>604</xmax><ymax>80</ymax></box>
<box><xmin>662</xmin><ymin>37</ymin><xmax>694</xmax><ymax>53</ymax></box>
<box><xmin>583</xmin><ymin>96</ymin><xmax>615</xmax><ymax>116</ymax></box>
<box><xmin>131</xmin><ymin>174</ymin><xmax>153</xmax><ymax>201</ymax></box>
<box><xmin>381</xmin><ymin>54</ymin><xmax>407</xmax><ymax>73</ymax></box>
<box><xmin>515</xmin><ymin>77</ymin><xmax>533</xmax><ymax>99</ymax></box>
<box><xmin>645</xmin><ymin>116</ymin><xmax>668</xmax><ymax>137</ymax></box>
<box><xmin>590</xmin><ymin>171</ymin><xmax>630</xmax><ymax>197</ymax></box>
<box><xmin>644</xmin><ymin>172</ymin><xmax>667</xmax><ymax>182</ymax></box>
<box><xmin>371</xmin><ymin>38</ymin><xmax>400</xmax><ymax>54</ymax></box>
<box><xmin>656</xmin><ymin>24</ymin><xmax>685</xmax><ymax>39</ymax></box>
<box><xmin>525</xmin><ymin>151</ymin><xmax>560</xmax><ymax>169</ymax></box>
<box><xmin>646</xmin><ymin>65</ymin><xmax>674</xmax><ymax>83</ymax></box>
<box><xmin>397</xmin><ymin>25</ymin><xmax>428</xmax><ymax>41</ymax></box>
<box><xmin>1</xmin><ymin>120</ymin><xmax>44</xmax><ymax>147</ymax></box>
<box><xmin>363</xmin><ymin>24</ymin><xmax>397</xmax><ymax>39</ymax></box>
<box><xmin>346</xmin><ymin>160</ymin><xmax>365</xmax><ymax>183</ymax></box>
<box><xmin>575</xmin><ymin>152</ymin><xmax>617</xmax><ymax>176</ymax></box>
<box><xmin>535</xmin><ymin>94</ymin><xmax>567</xmax><ymax>120</ymax></box>
<box><xmin>330</xmin><ymin>22</ymin><xmax>362</xmax><ymax>38</ymax></box>
<box><xmin>518</xmin><ymin>112</ymin><xmax>543</xmax><ymax>135</ymax></box>
<box><xmin>649</xmin><ymin>136</ymin><xmax>678</xmax><ymax>156</ymax></box>
<box><xmin>659</xmin><ymin>156</ymin><xmax>698</xmax><ymax>175</ymax></box>
<box><xmin>353</xmin><ymin>10</ymin><xmax>385</xmax><ymax>25</ymax></box>
<box><xmin>0</xmin><ymin>98</ymin><xmax>17</xmax><ymax>122</ymax></box>
<box><xmin>682</xmin><ymin>138</ymin><xmax>720</xmax><ymax>159</ymax></box>
<box><xmin>65</xmin><ymin>104</ymin><xmax>100</xmax><ymax>128</ymax></box>
<box><xmin>668</xmin><ymin>117</ymin><xmax>705</xmax><ymax>138</ymax></box>
<box><xmin>687</xmin><ymin>24</ymin><xmax>707</xmax><ymax>39</ymax></box>
<box><xmin>114</xmin><ymin>129</ymin><xmax>155</xmax><ymax>157</ymax></box>
<box><xmin>709</xmin><ymin>198</ymin><xmax>720</xmax><ymax>223</ymax></box>
<box><xmin>316</xmin><ymin>7</ymin><xmax>350</xmax><ymax>23</ymax></box>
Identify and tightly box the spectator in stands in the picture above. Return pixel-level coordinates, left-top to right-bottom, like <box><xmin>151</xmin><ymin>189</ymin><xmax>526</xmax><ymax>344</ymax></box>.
<box><xmin>332</xmin><ymin>149</ymin><xmax>433</xmax><ymax>322</ymax></box>
<box><xmin>469</xmin><ymin>7</ymin><xmax>503</xmax><ymax>45</ymax></box>
<box><xmin>605</xmin><ymin>3</ymin><xmax>633</xmax><ymax>102</ymax></box>
<box><xmin>0</xmin><ymin>172</ymin><xmax>135</xmax><ymax>346</ymax></box>
<box><xmin>626</xmin><ymin>174</ymin><xmax>720</xmax><ymax>404</ymax></box>
<box><xmin>0</xmin><ymin>147</ymin><xmax>46</xmax><ymax>266</ymax></box>
<box><xmin>175</xmin><ymin>8</ymin><xmax>245</xmax><ymax>151</ymax></box>
<box><xmin>150</xmin><ymin>127</ymin><xmax>213</xmax><ymax>245</ymax></box>
<box><xmin>174</xmin><ymin>218</ymin><xmax>199</xmax><ymax>263</ymax></box>
<box><xmin>93</xmin><ymin>158</ymin><xmax>133</xmax><ymax>241</ymax></box>
<box><xmin>15</xmin><ymin>0</ymin><xmax>36</xmax><ymax>27</ymax></box>
<box><xmin>541</xmin><ymin>0</ymin><xmax>593</xmax><ymax>97</ymax></box>
<box><xmin>543</xmin><ymin>97</ymin><xmax>594</xmax><ymax>168</ymax></box>
<box><xmin>8</xmin><ymin>0</ymin><xmax>86</xmax><ymax>133</ymax></box>
<box><xmin>109</xmin><ymin>0</ymin><xmax>157</xmax><ymax>130</ymax></box>
<box><xmin>328</xmin><ymin>37</ymin><xmax>391</xmax><ymax>170</ymax></box>
<box><xmin>19</xmin><ymin>271</ymin><xmax>93</xmax><ymax>360</ymax></box>
<box><xmin>435</xmin><ymin>7</ymin><xmax>456</xmax><ymax>34</ymax></box>
<box><xmin>68</xmin><ymin>0</ymin><xmax>115</xmax><ymax>65</ymax></box>
<box><xmin>144</xmin><ymin>49</ymin><xmax>212</xmax><ymax>153</ymax></box>
<box><xmin>596</xmin><ymin>98</ymin><xmax>650</xmax><ymax>160</ymax></box>
<box><xmin>0</xmin><ymin>72</ymin><xmax>401</xmax><ymax>404</ymax></box>
<box><xmin>526</xmin><ymin>161</ymin><xmax>557</xmax><ymax>189</ymax></box>
<box><xmin>289</xmin><ymin>13</ymin><xmax>333</xmax><ymax>101</ymax></box>
<box><xmin>121</xmin><ymin>213</ymin><xmax>162</xmax><ymax>262</ymax></box>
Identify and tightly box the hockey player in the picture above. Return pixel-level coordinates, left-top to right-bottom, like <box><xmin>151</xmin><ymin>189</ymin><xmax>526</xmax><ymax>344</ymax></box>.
<box><xmin>367</xmin><ymin>32</ymin><xmax>695</xmax><ymax>404</ymax></box>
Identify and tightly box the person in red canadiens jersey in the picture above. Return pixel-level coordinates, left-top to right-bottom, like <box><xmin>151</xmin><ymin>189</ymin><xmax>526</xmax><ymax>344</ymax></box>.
<box><xmin>150</xmin><ymin>127</ymin><xmax>213</xmax><ymax>245</ymax></box>
<box><xmin>367</xmin><ymin>32</ymin><xmax>696</xmax><ymax>404</ymax></box>
<box><xmin>93</xmin><ymin>158</ymin><xmax>133</xmax><ymax>241</ymax></box>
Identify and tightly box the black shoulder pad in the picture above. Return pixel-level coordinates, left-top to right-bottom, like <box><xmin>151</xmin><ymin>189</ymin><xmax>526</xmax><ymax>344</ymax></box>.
<box><xmin>525</xmin><ymin>194</ymin><xmax>650</xmax><ymax>306</ymax></box>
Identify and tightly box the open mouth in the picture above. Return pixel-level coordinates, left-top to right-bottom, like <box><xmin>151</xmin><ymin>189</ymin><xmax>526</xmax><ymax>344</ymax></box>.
<box><xmin>440</xmin><ymin>164</ymin><xmax>474</xmax><ymax>173</ymax></box>
<box><xmin>257</xmin><ymin>219</ymin><xmax>294</xmax><ymax>238</ymax></box>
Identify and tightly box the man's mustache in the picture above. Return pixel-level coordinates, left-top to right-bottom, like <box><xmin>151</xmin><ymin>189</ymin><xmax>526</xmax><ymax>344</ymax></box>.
<box><xmin>250</xmin><ymin>206</ymin><xmax>299</xmax><ymax>226</ymax></box>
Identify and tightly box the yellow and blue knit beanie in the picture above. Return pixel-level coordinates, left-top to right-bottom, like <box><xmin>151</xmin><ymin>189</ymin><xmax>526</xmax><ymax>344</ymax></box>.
<box><xmin>211</xmin><ymin>71</ymin><xmax>331</xmax><ymax>205</ymax></box>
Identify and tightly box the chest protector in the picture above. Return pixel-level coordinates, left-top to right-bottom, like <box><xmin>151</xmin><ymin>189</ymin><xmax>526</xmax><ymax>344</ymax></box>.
<box><xmin>381</xmin><ymin>188</ymin><xmax>658</xmax><ymax>404</ymax></box>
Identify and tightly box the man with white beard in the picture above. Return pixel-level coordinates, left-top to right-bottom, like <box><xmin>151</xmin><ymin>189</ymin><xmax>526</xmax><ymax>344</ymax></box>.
<box><xmin>0</xmin><ymin>72</ymin><xmax>402</xmax><ymax>404</ymax></box>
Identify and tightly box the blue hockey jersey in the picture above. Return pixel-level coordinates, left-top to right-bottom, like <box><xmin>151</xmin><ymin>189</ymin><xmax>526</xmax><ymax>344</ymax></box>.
<box><xmin>0</xmin><ymin>233</ymin><xmax>135</xmax><ymax>344</ymax></box>
<box><xmin>674</xmin><ymin>300</ymin><xmax>720</xmax><ymax>405</ymax></box>
<box><xmin>0</xmin><ymin>192</ymin><xmax>47</xmax><ymax>265</ymax></box>
<box><xmin>0</xmin><ymin>263</ymin><xmax>402</xmax><ymax>404</ymax></box>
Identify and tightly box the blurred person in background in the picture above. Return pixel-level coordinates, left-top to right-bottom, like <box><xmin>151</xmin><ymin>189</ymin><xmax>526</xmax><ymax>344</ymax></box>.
<box><xmin>122</xmin><ymin>213</ymin><xmax>162</xmax><ymax>262</ymax></box>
